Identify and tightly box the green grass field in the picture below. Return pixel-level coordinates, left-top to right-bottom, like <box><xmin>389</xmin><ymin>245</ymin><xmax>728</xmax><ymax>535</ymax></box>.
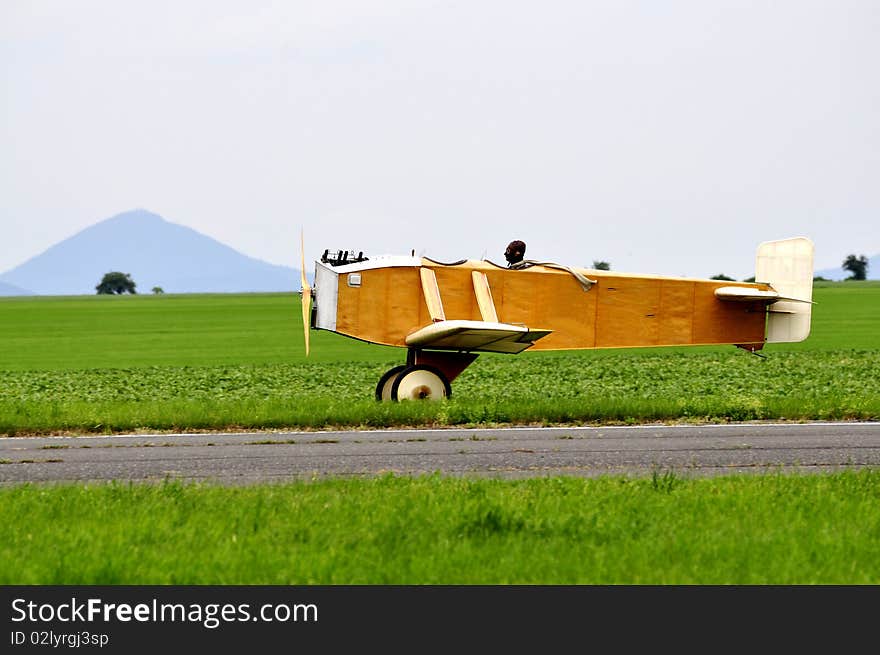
<box><xmin>0</xmin><ymin>292</ymin><xmax>397</xmax><ymax>371</ymax></box>
<box><xmin>1</xmin><ymin>282</ymin><xmax>878</xmax><ymax>371</ymax></box>
<box><xmin>1</xmin><ymin>282</ymin><xmax>878</xmax><ymax>584</ymax></box>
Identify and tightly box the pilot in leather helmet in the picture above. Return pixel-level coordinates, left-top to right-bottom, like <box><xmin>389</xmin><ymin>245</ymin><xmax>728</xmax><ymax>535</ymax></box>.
<box><xmin>504</xmin><ymin>240</ymin><xmax>526</xmax><ymax>267</ymax></box>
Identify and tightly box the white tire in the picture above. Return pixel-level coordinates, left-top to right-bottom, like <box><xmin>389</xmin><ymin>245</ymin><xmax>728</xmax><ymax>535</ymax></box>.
<box><xmin>390</xmin><ymin>365</ymin><xmax>451</xmax><ymax>401</ymax></box>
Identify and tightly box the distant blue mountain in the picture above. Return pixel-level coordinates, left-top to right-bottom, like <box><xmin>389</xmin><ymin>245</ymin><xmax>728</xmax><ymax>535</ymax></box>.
<box><xmin>0</xmin><ymin>280</ymin><xmax>33</xmax><ymax>296</ymax></box>
<box><xmin>814</xmin><ymin>254</ymin><xmax>879</xmax><ymax>281</ymax></box>
<box><xmin>0</xmin><ymin>210</ymin><xmax>300</xmax><ymax>295</ymax></box>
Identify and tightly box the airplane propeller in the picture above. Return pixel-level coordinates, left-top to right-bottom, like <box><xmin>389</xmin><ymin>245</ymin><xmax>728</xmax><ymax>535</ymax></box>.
<box><xmin>300</xmin><ymin>230</ymin><xmax>311</xmax><ymax>357</ymax></box>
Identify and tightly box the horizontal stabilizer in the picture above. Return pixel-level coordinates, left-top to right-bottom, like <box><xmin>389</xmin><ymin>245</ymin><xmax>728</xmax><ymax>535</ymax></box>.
<box><xmin>714</xmin><ymin>286</ymin><xmax>814</xmax><ymax>304</ymax></box>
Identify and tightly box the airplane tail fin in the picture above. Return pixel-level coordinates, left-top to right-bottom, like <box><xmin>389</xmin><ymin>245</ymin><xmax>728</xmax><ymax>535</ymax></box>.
<box><xmin>755</xmin><ymin>237</ymin><xmax>814</xmax><ymax>343</ymax></box>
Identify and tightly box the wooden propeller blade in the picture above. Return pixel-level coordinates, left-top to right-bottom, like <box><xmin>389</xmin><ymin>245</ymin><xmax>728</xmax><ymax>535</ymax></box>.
<box><xmin>300</xmin><ymin>230</ymin><xmax>311</xmax><ymax>357</ymax></box>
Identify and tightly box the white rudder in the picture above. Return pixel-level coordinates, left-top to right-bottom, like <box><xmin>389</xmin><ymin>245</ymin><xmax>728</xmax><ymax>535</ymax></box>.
<box><xmin>755</xmin><ymin>237</ymin><xmax>814</xmax><ymax>343</ymax></box>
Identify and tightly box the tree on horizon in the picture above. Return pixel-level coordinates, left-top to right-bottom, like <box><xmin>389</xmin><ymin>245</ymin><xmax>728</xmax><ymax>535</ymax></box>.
<box><xmin>842</xmin><ymin>254</ymin><xmax>868</xmax><ymax>281</ymax></box>
<box><xmin>96</xmin><ymin>272</ymin><xmax>137</xmax><ymax>295</ymax></box>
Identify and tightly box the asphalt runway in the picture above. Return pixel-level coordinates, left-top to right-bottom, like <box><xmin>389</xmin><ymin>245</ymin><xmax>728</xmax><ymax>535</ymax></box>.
<box><xmin>2</xmin><ymin>421</ymin><xmax>879</xmax><ymax>485</ymax></box>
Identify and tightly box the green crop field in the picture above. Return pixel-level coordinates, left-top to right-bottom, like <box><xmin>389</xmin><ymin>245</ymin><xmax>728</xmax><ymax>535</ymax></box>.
<box><xmin>1</xmin><ymin>282</ymin><xmax>878</xmax><ymax>584</ymax></box>
<box><xmin>1</xmin><ymin>282</ymin><xmax>878</xmax><ymax>435</ymax></box>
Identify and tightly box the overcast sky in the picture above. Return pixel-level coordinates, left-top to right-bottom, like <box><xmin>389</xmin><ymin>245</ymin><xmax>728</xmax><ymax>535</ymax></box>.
<box><xmin>2</xmin><ymin>1</ymin><xmax>878</xmax><ymax>280</ymax></box>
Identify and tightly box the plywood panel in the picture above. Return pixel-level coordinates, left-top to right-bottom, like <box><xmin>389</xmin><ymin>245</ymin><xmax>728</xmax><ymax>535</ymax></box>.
<box><xmin>499</xmin><ymin>269</ymin><xmax>540</xmax><ymax>326</ymax></box>
<box><xmin>336</xmin><ymin>267</ymin><xmax>423</xmax><ymax>347</ymax></box>
<box><xmin>335</xmin><ymin>273</ymin><xmax>360</xmax><ymax>338</ymax></box>
<box><xmin>388</xmin><ymin>268</ymin><xmax>423</xmax><ymax>343</ymax></box>
<box><xmin>595</xmin><ymin>277</ymin><xmax>662</xmax><ymax>347</ymax></box>
<box><xmin>657</xmin><ymin>280</ymin><xmax>695</xmax><ymax>345</ymax></box>
<box><xmin>432</xmin><ymin>267</ymin><xmax>482</xmax><ymax>321</ymax></box>
<box><xmin>692</xmin><ymin>282</ymin><xmax>765</xmax><ymax>345</ymax></box>
<box><xmin>529</xmin><ymin>270</ymin><xmax>597</xmax><ymax>349</ymax></box>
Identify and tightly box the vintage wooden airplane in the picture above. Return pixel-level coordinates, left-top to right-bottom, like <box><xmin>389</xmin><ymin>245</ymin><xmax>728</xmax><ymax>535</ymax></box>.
<box><xmin>299</xmin><ymin>236</ymin><xmax>814</xmax><ymax>401</ymax></box>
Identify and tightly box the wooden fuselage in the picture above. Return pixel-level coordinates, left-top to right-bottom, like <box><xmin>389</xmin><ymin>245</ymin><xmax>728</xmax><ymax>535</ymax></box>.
<box><xmin>323</xmin><ymin>258</ymin><xmax>770</xmax><ymax>351</ymax></box>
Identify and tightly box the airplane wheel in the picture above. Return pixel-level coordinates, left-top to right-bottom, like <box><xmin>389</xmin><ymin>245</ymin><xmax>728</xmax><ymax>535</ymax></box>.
<box><xmin>391</xmin><ymin>365</ymin><xmax>451</xmax><ymax>401</ymax></box>
<box><xmin>375</xmin><ymin>365</ymin><xmax>409</xmax><ymax>402</ymax></box>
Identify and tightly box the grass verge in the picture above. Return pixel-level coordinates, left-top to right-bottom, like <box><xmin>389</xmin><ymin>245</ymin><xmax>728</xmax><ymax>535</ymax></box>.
<box><xmin>1</xmin><ymin>472</ymin><xmax>878</xmax><ymax>584</ymax></box>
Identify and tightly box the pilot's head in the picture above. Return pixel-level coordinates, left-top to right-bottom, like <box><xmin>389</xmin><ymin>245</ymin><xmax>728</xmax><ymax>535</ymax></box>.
<box><xmin>504</xmin><ymin>240</ymin><xmax>526</xmax><ymax>266</ymax></box>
